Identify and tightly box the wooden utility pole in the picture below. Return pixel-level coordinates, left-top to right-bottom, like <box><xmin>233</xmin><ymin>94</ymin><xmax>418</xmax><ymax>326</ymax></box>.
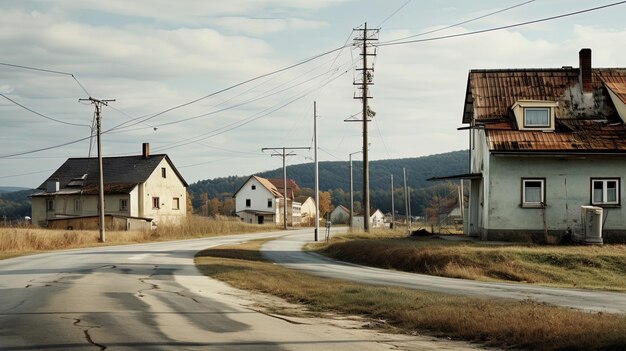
<box><xmin>346</xmin><ymin>23</ymin><xmax>378</xmax><ymax>232</ymax></box>
<box><xmin>390</xmin><ymin>174</ymin><xmax>395</xmax><ymax>229</ymax></box>
<box><xmin>79</xmin><ymin>97</ymin><xmax>114</xmax><ymax>243</ymax></box>
<box><xmin>314</xmin><ymin>102</ymin><xmax>319</xmax><ymax>241</ymax></box>
<box><xmin>348</xmin><ymin>150</ymin><xmax>361</xmax><ymax>228</ymax></box>
<box><xmin>262</xmin><ymin>146</ymin><xmax>310</xmax><ymax>230</ymax></box>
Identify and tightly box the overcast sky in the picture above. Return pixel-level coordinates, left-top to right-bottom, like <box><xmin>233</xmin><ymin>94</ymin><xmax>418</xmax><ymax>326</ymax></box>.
<box><xmin>1</xmin><ymin>0</ymin><xmax>626</xmax><ymax>188</ymax></box>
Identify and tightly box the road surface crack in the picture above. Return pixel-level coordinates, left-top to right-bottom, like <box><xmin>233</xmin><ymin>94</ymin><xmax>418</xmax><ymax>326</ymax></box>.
<box><xmin>61</xmin><ymin>317</ymin><xmax>107</xmax><ymax>350</ymax></box>
<box><xmin>248</xmin><ymin>308</ymin><xmax>310</xmax><ymax>325</ymax></box>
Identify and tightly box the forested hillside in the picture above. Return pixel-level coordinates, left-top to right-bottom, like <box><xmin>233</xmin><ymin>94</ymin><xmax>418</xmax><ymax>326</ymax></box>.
<box><xmin>0</xmin><ymin>189</ymin><xmax>35</xmax><ymax>220</ymax></box>
<box><xmin>189</xmin><ymin>150</ymin><xmax>468</xmax><ymax>216</ymax></box>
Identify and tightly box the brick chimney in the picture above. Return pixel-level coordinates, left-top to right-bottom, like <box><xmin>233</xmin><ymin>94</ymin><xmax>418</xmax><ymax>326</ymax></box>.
<box><xmin>142</xmin><ymin>142</ymin><xmax>150</xmax><ymax>159</ymax></box>
<box><xmin>579</xmin><ymin>48</ymin><xmax>592</xmax><ymax>93</ymax></box>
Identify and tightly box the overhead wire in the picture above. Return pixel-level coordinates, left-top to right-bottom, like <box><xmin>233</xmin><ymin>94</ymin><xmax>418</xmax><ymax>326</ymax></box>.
<box><xmin>383</xmin><ymin>0</ymin><xmax>535</xmax><ymax>44</ymax></box>
<box><xmin>0</xmin><ymin>93</ymin><xmax>91</xmax><ymax>127</ymax></box>
<box><xmin>376</xmin><ymin>0</ymin><xmax>413</xmax><ymax>28</ymax></box>
<box><xmin>379</xmin><ymin>1</ymin><xmax>626</xmax><ymax>46</ymax></box>
<box><xmin>0</xmin><ymin>62</ymin><xmax>91</xmax><ymax>96</ymax></box>
<box><xmin>107</xmin><ymin>44</ymin><xmax>349</xmax><ymax>132</ymax></box>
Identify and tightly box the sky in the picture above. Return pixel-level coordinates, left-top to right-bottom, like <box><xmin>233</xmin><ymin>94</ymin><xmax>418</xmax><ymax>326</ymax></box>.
<box><xmin>1</xmin><ymin>0</ymin><xmax>626</xmax><ymax>188</ymax></box>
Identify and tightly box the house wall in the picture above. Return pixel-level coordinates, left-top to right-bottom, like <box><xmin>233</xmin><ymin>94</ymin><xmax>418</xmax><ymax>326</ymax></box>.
<box><xmin>300</xmin><ymin>198</ymin><xmax>317</xmax><ymax>225</ymax></box>
<box><xmin>467</xmin><ymin>128</ymin><xmax>489</xmax><ymax>236</ymax></box>
<box><xmin>484</xmin><ymin>155</ymin><xmax>626</xmax><ymax>243</ymax></box>
<box><xmin>140</xmin><ymin>158</ymin><xmax>187</xmax><ymax>225</ymax></box>
<box><xmin>31</xmin><ymin>193</ymin><xmax>133</xmax><ymax>227</ymax></box>
<box><xmin>235</xmin><ymin>178</ymin><xmax>275</xmax><ymax>215</ymax></box>
<box><xmin>330</xmin><ymin>207</ymin><xmax>349</xmax><ymax>224</ymax></box>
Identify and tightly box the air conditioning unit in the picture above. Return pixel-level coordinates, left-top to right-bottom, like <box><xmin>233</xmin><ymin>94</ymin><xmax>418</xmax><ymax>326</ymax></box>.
<box><xmin>572</xmin><ymin>206</ymin><xmax>603</xmax><ymax>245</ymax></box>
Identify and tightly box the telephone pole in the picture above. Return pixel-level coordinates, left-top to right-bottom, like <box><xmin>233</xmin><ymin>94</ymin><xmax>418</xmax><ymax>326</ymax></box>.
<box><xmin>390</xmin><ymin>174</ymin><xmax>395</xmax><ymax>229</ymax></box>
<box><xmin>314</xmin><ymin>102</ymin><xmax>320</xmax><ymax>241</ymax></box>
<box><xmin>262</xmin><ymin>146</ymin><xmax>310</xmax><ymax>230</ymax></box>
<box><xmin>348</xmin><ymin>150</ymin><xmax>361</xmax><ymax>228</ymax></box>
<box><xmin>346</xmin><ymin>22</ymin><xmax>379</xmax><ymax>232</ymax></box>
<box><xmin>79</xmin><ymin>97</ymin><xmax>115</xmax><ymax>243</ymax></box>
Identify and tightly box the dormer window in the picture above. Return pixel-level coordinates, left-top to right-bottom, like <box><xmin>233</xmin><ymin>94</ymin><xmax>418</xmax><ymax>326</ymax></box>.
<box><xmin>512</xmin><ymin>100</ymin><xmax>558</xmax><ymax>132</ymax></box>
<box><xmin>524</xmin><ymin>108</ymin><xmax>550</xmax><ymax>128</ymax></box>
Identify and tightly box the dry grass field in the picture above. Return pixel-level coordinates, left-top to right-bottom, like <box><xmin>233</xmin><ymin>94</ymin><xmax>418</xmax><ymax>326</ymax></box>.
<box><xmin>196</xmin><ymin>240</ymin><xmax>626</xmax><ymax>351</ymax></box>
<box><xmin>314</xmin><ymin>229</ymin><xmax>626</xmax><ymax>291</ymax></box>
<box><xmin>0</xmin><ymin>215</ymin><xmax>277</xmax><ymax>259</ymax></box>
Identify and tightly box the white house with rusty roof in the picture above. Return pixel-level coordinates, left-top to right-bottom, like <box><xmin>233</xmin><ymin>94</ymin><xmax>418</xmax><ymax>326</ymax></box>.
<box><xmin>435</xmin><ymin>49</ymin><xmax>626</xmax><ymax>243</ymax></box>
<box><xmin>233</xmin><ymin>175</ymin><xmax>302</xmax><ymax>226</ymax></box>
<box><xmin>30</xmin><ymin>143</ymin><xmax>188</xmax><ymax>229</ymax></box>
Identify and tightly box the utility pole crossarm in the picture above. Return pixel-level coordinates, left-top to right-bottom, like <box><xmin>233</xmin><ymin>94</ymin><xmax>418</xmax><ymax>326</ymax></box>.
<box><xmin>261</xmin><ymin>146</ymin><xmax>311</xmax><ymax>230</ymax></box>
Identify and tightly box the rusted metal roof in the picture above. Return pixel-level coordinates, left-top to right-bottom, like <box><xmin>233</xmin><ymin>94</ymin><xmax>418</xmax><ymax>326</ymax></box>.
<box><xmin>601</xmin><ymin>75</ymin><xmax>626</xmax><ymax>105</ymax></box>
<box><xmin>485</xmin><ymin>120</ymin><xmax>626</xmax><ymax>152</ymax></box>
<box><xmin>463</xmin><ymin>68</ymin><xmax>626</xmax><ymax>123</ymax></box>
<box><xmin>463</xmin><ymin>67</ymin><xmax>626</xmax><ymax>153</ymax></box>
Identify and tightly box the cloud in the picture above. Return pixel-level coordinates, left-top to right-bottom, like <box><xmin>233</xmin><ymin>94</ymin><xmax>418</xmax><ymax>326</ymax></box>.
<box><xmin>213</xmin><ymin>17</ymin><xmax>328</xmax><ymax>35</ymax></box>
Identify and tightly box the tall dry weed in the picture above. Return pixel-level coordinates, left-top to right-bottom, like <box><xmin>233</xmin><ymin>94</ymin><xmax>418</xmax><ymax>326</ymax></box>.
<box><xmin>0</xmin><ymin>215</ymin><xmax>276</xmax><ymax>254</ymax></box>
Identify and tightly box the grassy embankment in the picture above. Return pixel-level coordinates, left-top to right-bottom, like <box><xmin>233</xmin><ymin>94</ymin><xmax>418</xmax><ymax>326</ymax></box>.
<box><xmin>0</xmin><ymin>215</ymin><xmax>277</xmax><ymax>260</ymax></box>
<box><xmin>195</xmin><ymin>239</ymin><xmax>626</xmax><ymax>351</ymax></box>
<box><xmin>313</xmin><ymin>229</ymin><xmax>626</xmax><ymax>291</ymax></box>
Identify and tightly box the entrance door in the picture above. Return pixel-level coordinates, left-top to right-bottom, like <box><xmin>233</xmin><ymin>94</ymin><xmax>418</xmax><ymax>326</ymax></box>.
<box><xmin>257</xmin><ymin>215</ymin><xmax>264</xmax><ymax>224</ymax></box>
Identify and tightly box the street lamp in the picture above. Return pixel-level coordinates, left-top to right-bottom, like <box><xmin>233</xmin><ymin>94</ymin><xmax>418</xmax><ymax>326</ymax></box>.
<box><xmin>349</xmin><ymin>150</ymin><xmax>362</xmax><ymax>228</ymax></box>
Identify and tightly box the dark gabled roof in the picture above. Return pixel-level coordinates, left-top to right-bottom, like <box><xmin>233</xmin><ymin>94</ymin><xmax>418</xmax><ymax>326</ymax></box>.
<box><xmin>37</xmin><ymin>154</ymin><xmax>187</xmax><ymax>191</ymax></box>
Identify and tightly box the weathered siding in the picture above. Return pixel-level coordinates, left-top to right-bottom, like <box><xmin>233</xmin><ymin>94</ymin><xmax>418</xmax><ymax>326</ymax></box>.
<box><xmin>484</xmin><ymin>155</ymin><xmax>626</xmax><ymax>242</ymax></box>
<box><xmin>141</xmin><ymin>159</ymin><xmax>187</xmax><ymax>225</ymax></box>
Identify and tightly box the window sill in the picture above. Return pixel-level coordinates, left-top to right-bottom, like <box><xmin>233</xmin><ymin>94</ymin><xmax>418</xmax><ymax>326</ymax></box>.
<box><xmin>520</xmin><ymin>204</ymin><xmax>545</xmax><ymax>208</ymax></box>
<box><xmin>591</xmin><ymin>204</ymin><xmax>621</xmax><ymax>208</ymax></box>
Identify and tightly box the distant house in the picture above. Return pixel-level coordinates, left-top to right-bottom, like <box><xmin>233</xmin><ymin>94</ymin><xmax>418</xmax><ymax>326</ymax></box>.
<box><xmin>30</xmin><ymin>143</ymin><xmax>188</xmax><ymax>230</ymax></box>
<box><xmin>233</xmin><ymin>175</ymin><xmax>302</xmax><ymax>226</ymax></box>
<box><xmin>352</xmin><ymin>209</ymin><xmax>385</xmax><ymax>228</ymax></box>
<box><xmin>295</xmin><ymin>196</ymin><xmax>316</xmax><ymax>226</ymax></box>
<box><xmin>329</xmin><ymin>205</ymin><xmax>350</xmax><ymax>224</ymax></box>
<box><xmin>436</xmin><ymin>49</ymin><xmax>626</xmax><ymax>243</ymax></box>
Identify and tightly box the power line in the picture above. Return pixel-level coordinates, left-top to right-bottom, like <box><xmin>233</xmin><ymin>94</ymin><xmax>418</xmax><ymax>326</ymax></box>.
<box><xmin>382</xmin><ymin>0</ymin><xmax>535</xmax><ymax>44</ymax></box>
<box><xmin>0</xmin><ymin>168</ymin><xmax>56</xmax><ymax>179</ymax></box>
<box><xmin>107</xmin><ymin>45</ymin><xmax>349</xmax><ymax>131</ymax></box>
<box><xmin>0</xmin><ymin>62</ymin><xmax>91</xmax><ymax>96</ymax></box>
<box><xmin>379</xmin><ymin>1</ymin><xmax>626</xmax><ymax>46</ymax></box>
<box><xmin>376</xmin><ymin>0</ymin><xmax>412</xmax><ymax>28</ymax></box>
<box><xmin>0</xmin><ymin>93</ymin><xmax>91</xmax><ymax>127</ymax></box>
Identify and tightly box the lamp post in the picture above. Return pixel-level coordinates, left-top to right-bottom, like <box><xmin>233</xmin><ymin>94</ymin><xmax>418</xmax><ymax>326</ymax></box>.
<box><xmin>349</xmin><ymin>150</ymin><xmax>362</xmax><ymax>228</ymax></box>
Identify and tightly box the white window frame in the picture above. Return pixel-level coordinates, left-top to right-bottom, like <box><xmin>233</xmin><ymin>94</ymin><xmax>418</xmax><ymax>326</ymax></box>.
<box><xmin>172</xmin><ymin>197</ymin><xmax>180</xmax><ymax>210</ymax></box>
<box><xmin>591</xmin><ymin>178</ymin><xmax>620</xmax><ymax>206</ymax></box>
<box><xmin>522</xmin><ymin>178</ymin><xmax>545</xmax><ymax>207</ymax></box>
<box><xmin>523</xmin><ymin>107</ymin><xmax>550</xmax><ymax>128</ymax></box>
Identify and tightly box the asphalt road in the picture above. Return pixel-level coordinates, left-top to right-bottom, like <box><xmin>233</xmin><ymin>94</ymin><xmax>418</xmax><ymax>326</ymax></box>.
<box><xmin>0</xmin><ymin>229</ymin><xmax>484</xmax><ymax>351</ymax></box>
<box><xmin>261</xmin><ymin>231</ymin><xmax>626</xmax><ymax>314</ymax></box>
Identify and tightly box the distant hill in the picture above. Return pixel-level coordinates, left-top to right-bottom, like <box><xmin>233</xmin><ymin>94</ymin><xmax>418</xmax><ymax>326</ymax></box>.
<box><xmin>189</xmin><ymin>150</ymin><xmax>468</xmax><ymax>216</ymax></box>
<box><xmin>0</xmin><ymin>186</ymin><xmax>30</xmax><ymax>194</ymax></box>
<box><xmin>0</xmin><ymin>189</ymin><xmax>35</xmax><ymax>219</ymax></box>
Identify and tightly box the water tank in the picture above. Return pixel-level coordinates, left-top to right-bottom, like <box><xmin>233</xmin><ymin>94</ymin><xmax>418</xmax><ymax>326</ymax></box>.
<box><xmin>580</xmin><ymin>206</ymin><xmax>603</xmax><ymax>245</ymax></box>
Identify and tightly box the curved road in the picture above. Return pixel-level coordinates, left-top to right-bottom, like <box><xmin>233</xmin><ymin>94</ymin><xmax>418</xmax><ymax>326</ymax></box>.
<box><xmin>3</xmin><ymin>229</ymin><xmax>477</xmax><ymax>351</ymax></box>
<box><xmin>261</xmin><ymin>231</ymin><xmax>626</xmax><ymax>314</ymax></box>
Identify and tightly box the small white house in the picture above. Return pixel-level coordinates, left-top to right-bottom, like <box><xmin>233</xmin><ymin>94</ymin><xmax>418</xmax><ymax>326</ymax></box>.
<box><xmin>233</xmin><ymin>175</ymin><xmax>301</xmax><ymax>226</ymax></box>
<box><xmin>295</xmin><ymin>196</ymin><xmax>316</xmax><ymax>226</ymax></box>
<box><xmin>351</xmin><ymin>209</ymin><xmax>385</xmax><ymax>229</ymax></box>
<box><xmin>329</xmin><ymin>205</ymin><xmax>350</xmax><ymax>224</ymax></box>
